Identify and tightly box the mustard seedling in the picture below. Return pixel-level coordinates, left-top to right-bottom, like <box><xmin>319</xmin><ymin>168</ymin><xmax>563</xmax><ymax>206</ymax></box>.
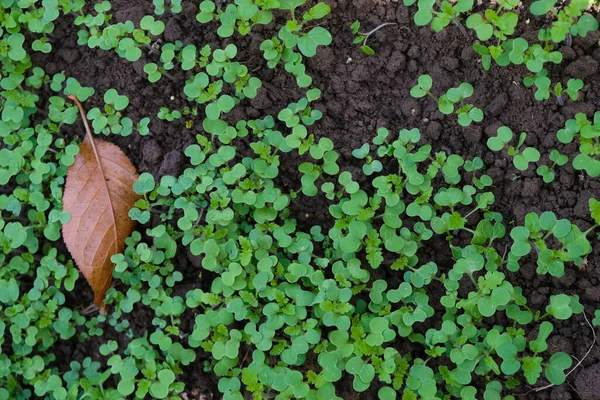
<box><xmin>411</xmin><ymin>74</ymin><xmax>483</xmax><ymax>126</ymax></box>
<box><xmin>531</xmin><ymin>0</ymin><xmax>599</xmax><ymax>43</ymax></box>
<box><xmin>536</xmin><ymin>150</ymin><xmax>568</xmax><ymax>183</ymax></box>
<box><xmin>350</xmin><ymin>21</ymin><xmax>397</xmax><ymax>55</ymax></box>
<box><xmin>487</xmin><ymin>126</ymin><xmax>540</xmax><ymax>171</ymax></box>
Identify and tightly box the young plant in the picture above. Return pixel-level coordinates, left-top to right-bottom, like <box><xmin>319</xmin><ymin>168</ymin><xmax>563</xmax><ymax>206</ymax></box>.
<box><xmin>157</xmin><ymin>107</ymin><xmax>182</xmax><ymax>121</ymax></box>
<box><xmin>153</xmin><ymin>0</ymin><xmax>182</xmax><ymax>15</ymax></box>
<box><xmin>274</xmin><ymin>3</ymin><xmax>333</xmax><ymax>58</ymax></box>
<box><xmin>553</xmin><ymin>78</ymin><xmax>584</xmax><ymax>104</ymax></box>
<box><xmin>474</xmin><ymin>36</ymin><xmax>562</xmax><ymax>77</ymax></box>
<box><xmin>466</xmin><ymin>1</ymin><xmax>519</xmax><ymax>42</ymax></box>
<box><xmin>411</xmin><ymin>75</ymin><xmax>483</xmax><ymax>126</ymax></box>
<box><xmin>487</xmin><ymin>126</ymin><xmax>540</xmax><ymax>171</ymax></box>
<box><xmin>508</xmin><ymin>211</ymin><xmax>592</xmax><ymax>277</ymax></box>
<box><xmin>410</xmin><ymin>0</ymin><xmax>474</xmax><ymax>32</ymax></box>
<box><xmin>140</xmin><ymin>15</ymin><xmax>165</xmax><ymax>36</ymax></box>
<box><xmin>523</xmin><ymin>69</ymin><xmax>552</xmax><ymax>101</ymax></box>
<box><xmin>523</xmin><ymin>73</ymin><xmax>583</xmax><ymax>103</ymax></box>
<box><xmin>536</xmin><ymin>150</ymin><xmax>568</xmax><ymax>183</ymax></box>
<box><xmin>557</xmin><ymin>112</ymin><xmax>600</xmax><ymax>177</ymax></box>
<box><xmin>196</xmin><ymin>0</ymin><xmax>276</xmax><ymax>37</ymax></box>
<box><xmin>86</xmin><ymin>88</ymin><xmax>133</xmax><ymax>136</ymax></box>
<box><xmin>531</xmin><ymin>0</ymin><xmax>599</xmax><ymax>43</ymax></box>
<box><xmin>439</xmin><ymin>82</ymin><xmax>483</xmax><ymax>126</ymax></box>
<box><xmin>350</xmin><ymin>21</ymin><xmax>397</xmax><ymax>55</ymax></box>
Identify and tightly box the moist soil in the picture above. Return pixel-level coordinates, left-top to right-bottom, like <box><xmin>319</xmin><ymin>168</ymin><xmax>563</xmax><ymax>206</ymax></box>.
<box><xmin>29</xmin><ymin>0</ymin><xmax>600</xmax><ymax>398</ymax></box>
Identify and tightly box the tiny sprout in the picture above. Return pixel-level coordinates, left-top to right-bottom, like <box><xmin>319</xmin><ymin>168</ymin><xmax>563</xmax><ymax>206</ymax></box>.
<box><xmin>412</xmin><ymin>75</ymin><xmax>482</xmax><ymax>126</ymax></box>
<box><xmin>554</xmin><ymin>79</ymin><xmax>584</xmax><ymax>105</ymax></box>
<box><xmin>487</xmin><ymin>126</ymin><xmax>513</xmax><ymax>151</ymax></box>
<box><xmin>410</xmin><ymin>74</ymin><xmax>434</xmax><ymax>99</ymax></box>
<box><xmin>536</xmin><ymin>150</ymin><xmax>568</xmax><ymax>183</ymax></box>
<box><xmin>351</xmin><ymin>21</ymin><xmax>397</xmax><ymax>55</ymax></box>
<box><xmin>488</xmin><ymin>126</ymin><xmax>540</xmax><ymax>171</ymax></box>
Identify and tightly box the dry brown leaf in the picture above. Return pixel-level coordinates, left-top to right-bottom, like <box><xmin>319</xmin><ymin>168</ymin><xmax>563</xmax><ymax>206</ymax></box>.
<box><xmin>62</xmin><ymin>95</ymin><xmax>141</xmax><ymax>313</ymax></box>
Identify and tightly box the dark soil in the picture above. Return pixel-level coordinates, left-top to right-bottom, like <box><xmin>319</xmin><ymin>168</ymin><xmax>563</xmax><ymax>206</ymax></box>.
<box><xmin>31</xmin><ymin>0</ymin><xmax>600</xmax><ymax>398</ymax></box>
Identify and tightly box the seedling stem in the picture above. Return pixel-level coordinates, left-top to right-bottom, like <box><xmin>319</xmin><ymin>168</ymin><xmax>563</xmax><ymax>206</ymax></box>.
<box><xmin>357</xmin><ymin>22</ymin><xmax>397</xmax><ymax>54</ymax></box>
<box><xmin>357</xmin><ymin>22</ymin><xmax>397</xmax><ymax>38</ymax></box>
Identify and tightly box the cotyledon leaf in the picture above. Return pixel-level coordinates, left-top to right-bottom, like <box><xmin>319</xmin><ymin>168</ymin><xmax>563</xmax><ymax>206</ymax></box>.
<box><xmin>62</xmin><ymin>95</ymin><xmax>140</xmax><ymax>313</ymax></box>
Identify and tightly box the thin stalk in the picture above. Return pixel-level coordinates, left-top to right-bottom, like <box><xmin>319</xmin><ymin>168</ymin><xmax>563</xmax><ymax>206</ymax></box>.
<box><xmin>357</xmin><ymin>22</ymin><xmax>397</xmax><ymax>38</ymax></box>
<box><xmin>583</xmin><ymin>224</ymin><xmax>598</xmax><ymax>236</ymax></box>
<box><xmin>426</xmin><ymin>92</ymin><xmax>439</xmax><ymax>102</ymax></box>
<box><xmin>434</xmin><ymin>0</ymin><xmax>470</xmax><ymax>41</ymax></box>
<box><xmin>519</xmin><ymin>312</ymin><xmax>596</xmax><ymax>395</ymax></box>
<box><xmin>358</xmin><ymin>22</ymin><xmax>397</xmax><ymax>48</ymax></box>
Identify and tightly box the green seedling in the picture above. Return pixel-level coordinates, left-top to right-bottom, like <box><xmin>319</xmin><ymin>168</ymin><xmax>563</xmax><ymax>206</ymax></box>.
<box><xmin>466</xmin><ymin>3</ymin><xmax>518</xmax><ymax>42</ymax></box>
<box><xmin>85</xmin><ymin>88</ymin><xmax>132</xmax><ymax>136</ymax></box>
<box><xmin>278</xmin><ymin>25</ymin><xmax>332</xmax><ymax>58</ymax></box>
<box><xmin>153</xmin><ymin>0</ymin><xmax>182</xmax><ymax>15</ymax></box>
<box><xmin>411</xmin><ymin>0</ymin><xmax>474</xmax><ymax>33</ymax></box>
<box><xmin>32</xmin><ymin>37</ymin><xmax>52</xmax><ymax>54</ymax></box>
<box><xmin>439</xmin><ymin>82</ymin><xmax>483</xmax><ymax>126</ymax></box>
<box><xmin>487</xmin><ymin>126</ymin><xmax>513</xmax><ymax>151</ymax></box>
<box><xmin>350</xmin><ymin>21</ymin><xmax>397</xmax><ymax>55</ymax></box>
<box><xmin>157</xmin><ymin>107</ymin><xmax>182</xmax><ymax>121</ymax></box>
<box><xmin>523</xmin><ymin>43</ymin><xmax>563</xmax><ymax>74</ymax></box>
<box><xmin>509</xmin><ymin>133</ymin><xmax>540</xmax><ymax>171</ymax></box>
<box><xmin>411</xmin><ymin>75</ymin><xmax>482</xmax><ymax>126</ymax></box>
<box><xmin>553</xmin><ymin>78</ymin><xmax>584</xmax><ymax>104</ymax></box>
<box><xmin>474</xmin><ymin>36</ymin><xmax>562</xmax><ymax>76</ymax></box>
<box><xmin>509</xmin><ymin>212</ymin><xmax>592</xmax><ymax>276</ymax></box>
<box><xmin>536</xmin><ymin>150</ymin><xmax>568</xmax><ymax>183</ymax></box>
<box><xmin>74</xmin><ymin>0</ymin><xmax>112</xmax><ymax>44</ymax></box>
<box><xmin>75</xmin><ymin>5</ymin><xmax>170</xmax><ymax>64</ymax></box>
<box><xmin>140</xmin><ymin>15</ymin><xmax>165</xmax><ymax>36</ymax></box>
<box><xmin>523</xmin><ymin>69</ymin><xmax>552</xmax><ymax>101</ymax></box>
<box><xmin>137</xmin><ymin>117</ymin><xmax>151</xmax><ymax>135</ymax></box>
<box><xmin>154</xmin><ymin>0</ymin><xmax>166</xmax><ymax>14</ymax></box>
<box><xmin>300</xmin><ymin>27</ymin><xmax>333</xmax><ymax>57</ymax></box>
<box><xmin>544</xmin><ymin>294</ymin><xmax>584</xmax><ymax>321</ymax></box>
<box><xmin>531</xmin><ymin>0</ymin><xmax>598</xmax><ymax>43</ymax></box>
<box><xmin>261</xmin><ymin>40</ymin><xmax>312</xmax><ymax>87</ymax></box>
<box><xmin>143</xmin><ymin>63</ymin><xmax>163</xmax><ymax>83</ymax></box>
<box><xmin>104</xmin><ymin>88</ymin><xmax>129</xmax><ymax>111</ymax></box>
<box><xmin>352</xmin><ymin>143</ymin><xmax>383</xmax><ymax>176</ymax></box>
<box><xmin>117</xmin><ymin>37</ymin><xmax>142</xmax><ymax>62</ymax></box>
<box><xmin>179</xmin><ymin>44</ymin><xmax>211</xmax><ymax>71</ymax></box>
<box><xmin>205</xmin><ymin>95</ymin><xmax>236</xmax><ymax>120</ymax></box>
<box><xmin>557</xmin><ymin>112</ymin><xmax>600</xmax><ymax>177</ymax></box>
<box><xmin>196</xmin><ymin>0</ymin><xmax>332</xmax><ymax>55</ymax></box>
<box><xmin>265</xmin><ymin>1</ymin><xmax>333</xmax><ymax>59</ymax></box>
<box><xmin>488</xmin><ymin>126</ymin><xmax>540</xmax><ymax>171</ymax></box>
<box><xmin>410</xmin><ymin>74</ymin><xmax>434</xmax><ymax>99</ymax></box>
<box><xmin>523</xmin><ymin>72</ymin><xmax>583</xmax><ymax>103</ymax></box>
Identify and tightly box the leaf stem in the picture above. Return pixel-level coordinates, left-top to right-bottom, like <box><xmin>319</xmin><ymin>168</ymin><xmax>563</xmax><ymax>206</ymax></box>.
<box><xmin>68</xmin><ymin>95</ymin><xmax>94</xmax><ymax>143</ymax></box>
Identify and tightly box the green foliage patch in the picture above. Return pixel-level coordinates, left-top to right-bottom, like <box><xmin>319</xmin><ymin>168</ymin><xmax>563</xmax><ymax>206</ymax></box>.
<box><xmin>2</xmin><ymin>0</ymin><xmax>599</xmax><ymax>399</ymax></box>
